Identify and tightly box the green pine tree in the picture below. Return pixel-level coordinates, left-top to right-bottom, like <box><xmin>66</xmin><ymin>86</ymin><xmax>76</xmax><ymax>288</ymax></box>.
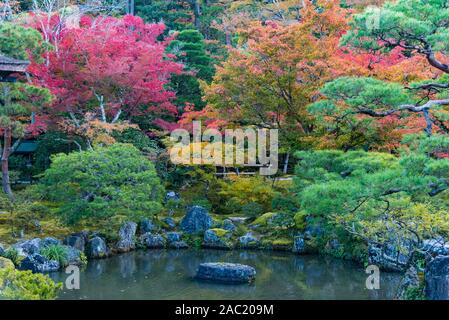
<box><xmin>168</xmin><ymin>29</ymin><xmax>215</xmax><ymax>111</ymax></box>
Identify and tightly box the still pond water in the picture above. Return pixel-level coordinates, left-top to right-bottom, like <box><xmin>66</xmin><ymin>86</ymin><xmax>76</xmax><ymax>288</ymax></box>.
<box><xmin>51</xmin><ymin>249</ymin><xmax>401</xmax><ymax>300</ymax></box>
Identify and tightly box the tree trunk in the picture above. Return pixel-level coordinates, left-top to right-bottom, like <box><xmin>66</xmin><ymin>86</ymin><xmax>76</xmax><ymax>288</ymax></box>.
<box><xmin>225</xmin><ymin>30</ymin><xmax>231</xmax><ymax>46</ymax></box>
<box><xmin>2</xmin><ymin>126</ymin><xmax>14</xmax><ymax>200</ymax></box>
<box><xmin>191</xmin><ymin>0</ymin><xmax>201</xmax><ymax>30</ymax></box>
<box><xmin>282</xmin><ymin>152</ymin><xmax>290</xmax><ymax>175</ymax></box>
<box><xmin>127</xmin><ymin>0</ymin><xmax>135</xmax><ymax>15</ymax></box>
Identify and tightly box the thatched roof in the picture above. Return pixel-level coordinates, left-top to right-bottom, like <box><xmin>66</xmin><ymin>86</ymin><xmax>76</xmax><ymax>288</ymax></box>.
<box><xmin>0</xmin><ymin>54</ymin><xmax>30</xmax><ymax>73</ymax></box>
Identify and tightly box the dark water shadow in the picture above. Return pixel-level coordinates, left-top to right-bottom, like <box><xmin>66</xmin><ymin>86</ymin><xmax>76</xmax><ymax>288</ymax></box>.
<box><xmin>51</xmin><ymin>249</ymin><xmax>401</xmax><ymax>300</ymax></box>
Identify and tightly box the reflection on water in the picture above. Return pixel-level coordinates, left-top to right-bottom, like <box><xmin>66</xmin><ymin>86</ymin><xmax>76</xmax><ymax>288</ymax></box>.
<box><xmin>51</xmin><ymin>250</ymin><xmax>401</xmax><ymax>300</ymax></box>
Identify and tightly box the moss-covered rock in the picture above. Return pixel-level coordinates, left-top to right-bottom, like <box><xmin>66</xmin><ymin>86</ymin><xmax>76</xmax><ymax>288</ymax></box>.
<box><xmin>210</xmin><ymin>228</ymin><xmax>229</xmax><ymax>237</ymax></box>
<box><xmin>234</xmin><ymin>223</ymin><xmax>249</xmax><ymax>237</ymax></box>
<box><xmin>272</xmin><ymin>238</ymin><xmax>293</xmax><ymax>250</ymax></box>
<box><xmin>202</xmin><ymin>228</ymin><xmax>233</xmax><ymax>249</ymax></box>
<box><xmin>222</xmin><ymin>219</ymin><xmax>236</xmax><ymax>232</ymax></box>
<box><xmin>251</xmin><ymin>212</ymin><xmax>277</xmax><ymax>227</ymax></box>
<box><xmin>86</xmin><ymin>236</ymin><xmax>109</xmax><ymax>259</ymax></box>
<box><xmin>162</xmin><ymin>217</ymin><xmax>176</xmax><ymax>230</ymax></box>
<box><xmin>0</xmin><ymin>257</ymin><xmax>14</xmax><ymax>269</ymax></box>
<box><xmin>261</xmin><ymin>237</ymin><xmax>293</xmax><ymax>251</ymax></box>
<box><xmin>294</xmin><ymin>212</ymin><xmax>307</xmax><ymax>231</ymax></box>
<box><xmin>238</xmin><ymin>232</ymin><xmax>260</xmax><ymax>249</ymax></box>
<box><xmin>140</xmin><ymin>233</ymin><xmax>166</xmax><ymax>248</ymax></box>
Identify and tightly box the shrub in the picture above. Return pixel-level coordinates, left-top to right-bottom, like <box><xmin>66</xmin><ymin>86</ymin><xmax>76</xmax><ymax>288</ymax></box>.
<box><xmin>218</xmin><ymin>176</ymin><xmax>276</xmax><ymax>212</ymax></box>
<box><xmin>271</xmin><ymin>193</ymin><xmax>299</xmax><ymax>213</ymax></box>
<box><xmin>40</xmin><ymin>245</ymin><xmax>68</xmax><ymax>267</ymax></box>
<box><xmin>2</xmin><ymin>248</ymin><xmax>22</xmax><ymax>267</ymax></box>
<box><xmin>268</xmin><ymin>212</ymin><xmax>295</xmax><ymax>229</ymax></box>
<box><xmin>221</xmin><ymin>198</ymin><xmax>243</xmax><ymax>215</ymax></box>
<box><xmin>190</xmin><ymin>199</ymin><xmax>212</xmax><ymax>211</ymax></box>
<box><xmin>241</xmin><ymin>202</ymin><xmax>263</xmax><ymax>219</ymax></box>
<box><xmin>112</xmin><ymin>128</ymin><xmax>161</xmax><ymax>155</ymax></box>
<box><xmin>235</xmin><ymin>223</ymin><xmax>248</xmax><ymax>237</ymax></box>
<box><xmin>34</xmin><ymin>131</ymin><xmax>86</xmax><ymax>173</ymax></box>
<box><xmin>294</xmin><ymin>149</ymin><xmax>449</xmax><ymax>262</ymax></box>
<box><xmin>79</xmin><ymin>252</ymin><xmax>88</xmax><ymax>267</ymax></box>
<box><xmin>404</xmin><ymin>286</ymin><xmax>426</xmax><ymax>300</ymax></box>
<box><xmin>0</xmin><ymin>267</ymin><xmax>62</xmax><ymax>300</ymax></box>
<box><xmin>172</xmin><ymin>166</ymin><xmax>222</xmax><ymax>212</ymax></box>
<box><xmin>40</xmin><ymin>143</ymin><xmax>164</xmax><ymax>224</ymax></box>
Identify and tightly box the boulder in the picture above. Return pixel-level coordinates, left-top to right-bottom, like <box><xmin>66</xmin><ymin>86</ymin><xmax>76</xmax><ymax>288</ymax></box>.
<box><xmin>165</xmin><ymin>231</ymin><xmax>188</xmax><ymax>249</ymax></box>
<box><xmin>425</xmin><ymin>256</ymin><xmax>449</xmax><ymax>300</ymax></box>
<box><xmin>64</xmin><ymin>245</ymin><xmax>84</xmax><ymax>266</ymax></box>
<box><xmin>196</xmin><ymin>262</ymin><xmax>256</xmax><ymax>284</ymax></box>
<box><xmin>423</xmin><ymin>238</ymin><xmax>449</xmax><ymax>256</ymax></box>
<box><xmin>266</xmin><ymin>213</ymin><xmax>282</xmax><ymax>226</ymax></box>
<box><xmin>222</xmin><ymin>219</ymin><xmax>236</xmax><ymax>232</ymax></box>
<box><xmin>249</xmin><ymin>212</ymin><xmax>275</xmax><ymax>229</ymax></box>
<box><xmin>64</xmin><ymin>234</ymin><xmax>86</xmax><ymax>252</ymax></box>
<box><xmin>166</xmin><ymin>232</ymin><xmax>182</xmax><ymax>243</ymax></box>
<box><xmin>0</xmin><ymin>257</ymin><xmax>14</xmax><ymax>269</ymax></box>
<box><xmin>203</xmin><ymin>229</ymin><xmax>233</xmax><ymax>249</ymax></box>
<box><xmin>238</xmin><ymin>232</ymin><xmax>260</xmax><ymax>249</ymax></box>
<box><xmin>168</xmin><ymin>241</ymin><xmax>189</xmax><ymax>249</ymax></box>
<box><xmin>86</xmin><ymin>236</ymin><xmax>108</xmax><ymax>259</ymax></box>
<box><xmin>18</xmin><ymin>253</ymin><xmax>60</xmax><ymax>273</ymax></box>
<box><xmin>116</xmin><ymin>221</ymin><xmax>137</xmax><ymax>253</ymax></box>
<box><xmin>368</xmin><ymin>241</ymin><xmax>413</xmax><ymax>272</ymax></box>
<box><xmin>42</xmin><ymin>237</ymin><xmax>61</xmax><ymax>248</ymax></box>
<box><xmin>140</xmin><ymin>233</ymin><xmax>166</xmax><ymax>248</ymax></box>
<box><xmin>140</xmin><ymin>218</ymin><xmax>158</xmax><ymax>234</ymax></box>
<box><xmin>228</xmin><ymin>217</ymin><xmax>248</xmax><ymax>224</ymax></box>
<box><xmin>180</xmin><ymin>206</ymin><xmax>213</xmax><ymax>234</ymax></box>
<box><xmin>162</xmin><ymin>217</ymin><xmax>176</xmax><ymax>229</ymax></box>
<box><xmin>13</xmin><ymin>238</ymin><xmax>42</xmax><ymax>256</ymax></box>
<box><xmin>396</xmin><ymin>266</ymin><xmax>420</xmax><ymax>300</ymax></box>
<box><xmin>292</xmin><ymin>236</ymin><xmax>306</xmax><ymax>254</ymax></box>
<box><xmin>0</xmin><ymin>243</ymin><xmax>4</xmax><ymax>256</ymax></box>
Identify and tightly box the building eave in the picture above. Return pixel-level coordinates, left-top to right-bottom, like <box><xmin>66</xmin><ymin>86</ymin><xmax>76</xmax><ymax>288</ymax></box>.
<box><xmin>0</xmin><ymin>54</ymin><xmax>30</xmax><ymax>73</ymax></box>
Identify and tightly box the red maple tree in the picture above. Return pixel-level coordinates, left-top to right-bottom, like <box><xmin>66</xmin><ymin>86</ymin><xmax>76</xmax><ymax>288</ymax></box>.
<box><xmin>29</xmin><ymin>14</ymin><xmax>183</xmax><ymax>145</ymax></box>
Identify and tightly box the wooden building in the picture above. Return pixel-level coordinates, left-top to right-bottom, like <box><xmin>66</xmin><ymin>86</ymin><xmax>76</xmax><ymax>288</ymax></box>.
<box><xmin>0</xmin><ymin>54</ymin><xmax>30</xmax><ymax>82</ymax></box>
<box><xmin>0</xmin><ymin>54</ymin><xmax>36</xmax><ymax>184</ymax></box>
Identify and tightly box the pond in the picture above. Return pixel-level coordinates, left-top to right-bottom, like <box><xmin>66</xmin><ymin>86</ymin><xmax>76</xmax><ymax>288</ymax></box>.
<box><xmin>50</xmin><ymin>249</ymin><xmax>402</xmax><ymax>300</ymax></box>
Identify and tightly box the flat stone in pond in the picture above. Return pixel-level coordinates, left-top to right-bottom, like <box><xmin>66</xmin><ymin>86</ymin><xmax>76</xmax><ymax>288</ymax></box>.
<box><xmin>196</xmin><ymin>262</ymin><xmax>256</xmax><ymax>284</ymax></box>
